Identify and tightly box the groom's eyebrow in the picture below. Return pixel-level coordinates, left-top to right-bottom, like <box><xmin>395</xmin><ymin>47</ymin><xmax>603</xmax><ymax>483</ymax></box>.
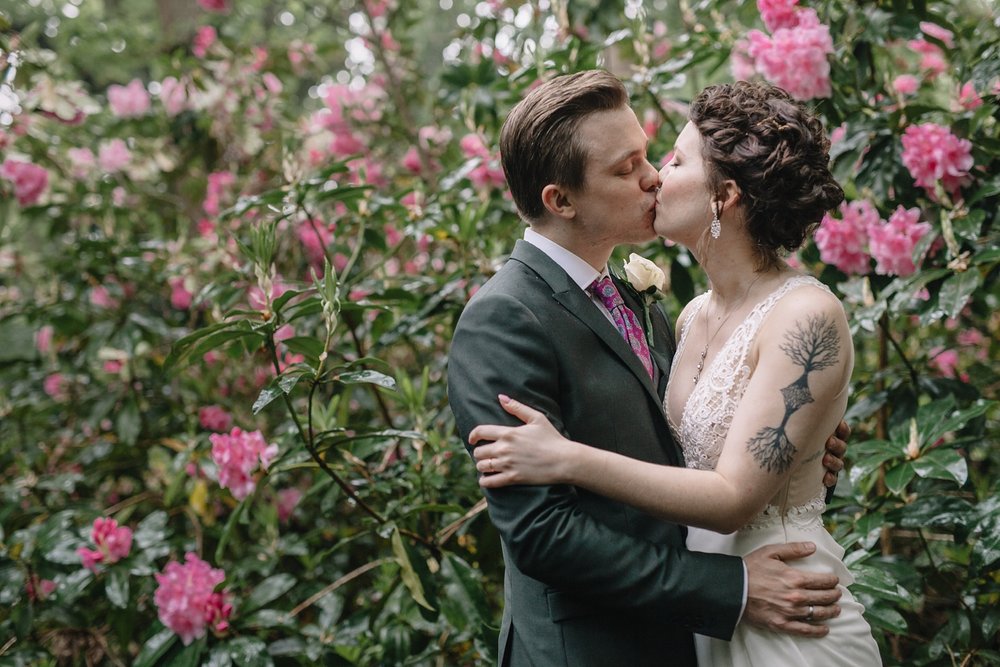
<box><xmin>610</xmin><ymin>141</ymin><xmax>649</xmax><ymax>165</ymax></box>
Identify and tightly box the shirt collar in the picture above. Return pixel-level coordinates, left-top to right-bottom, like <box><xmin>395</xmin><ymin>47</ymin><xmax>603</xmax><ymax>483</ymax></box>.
<box><xmin>523</xmin><ymin>227</ymin><xmax>605</xmax><ymax>290</ymax></box>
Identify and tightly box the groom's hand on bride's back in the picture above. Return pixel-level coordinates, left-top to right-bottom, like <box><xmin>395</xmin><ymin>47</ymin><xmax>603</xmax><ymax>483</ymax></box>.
<box><xmin>822</xmin><ymin>420</ymin><xmax>850</xmax><ymax>489</ymax></box>
<box><xmin>743</xmin><ymin>542</ymin><xmax>842</xmax><ymax>637</ymax></box>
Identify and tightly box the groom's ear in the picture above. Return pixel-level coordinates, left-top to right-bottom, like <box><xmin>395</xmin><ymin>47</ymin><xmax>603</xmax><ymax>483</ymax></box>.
<box><xmin>541</xmin><ymin>184</ymin><xmax>576</xmax><ymax>220</ymax></box>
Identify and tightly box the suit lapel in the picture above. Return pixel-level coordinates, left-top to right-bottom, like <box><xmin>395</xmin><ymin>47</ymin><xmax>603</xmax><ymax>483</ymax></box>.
<box><xmin>510</xmin><ymin>241</ymin><xmax>664</xmax><ymax>410</ymax></box>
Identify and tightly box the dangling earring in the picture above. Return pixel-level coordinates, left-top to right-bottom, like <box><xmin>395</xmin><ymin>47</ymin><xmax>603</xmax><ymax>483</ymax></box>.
<box><xmin>710</xmin><ymin>209</ymin><xmax>721</xmax><ymax>239</ymax></box>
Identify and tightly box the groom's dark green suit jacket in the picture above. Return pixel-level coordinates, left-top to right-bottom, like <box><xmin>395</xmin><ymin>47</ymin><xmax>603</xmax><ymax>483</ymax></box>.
<box><xmin>448</xmin><ymin>241</ymin><xmax>745</xmax><ymax>666</ymax></box>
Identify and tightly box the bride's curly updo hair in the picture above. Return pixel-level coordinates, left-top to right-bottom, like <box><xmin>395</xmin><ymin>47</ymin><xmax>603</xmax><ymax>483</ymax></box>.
<box><xmin>689</xmin><ymin>80</ymin><xmax>844</xmax><ymax>269</ymax></box>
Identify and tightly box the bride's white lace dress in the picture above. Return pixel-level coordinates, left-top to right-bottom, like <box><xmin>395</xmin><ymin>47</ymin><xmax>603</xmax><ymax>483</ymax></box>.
<box><xmin>666</xmin><ymin>275</ymin><xmax>881</xmax><ymax>666</ymax></box>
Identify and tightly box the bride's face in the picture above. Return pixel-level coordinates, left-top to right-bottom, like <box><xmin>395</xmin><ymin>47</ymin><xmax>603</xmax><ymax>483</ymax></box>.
<box><xmin>653</xmin><ymin>121</ymin><xmax>714</xmax><ymax>246</ymax></box>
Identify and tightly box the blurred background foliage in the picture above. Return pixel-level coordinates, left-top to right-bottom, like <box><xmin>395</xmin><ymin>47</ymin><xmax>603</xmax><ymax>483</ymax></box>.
<box><xmin>0</xmin><ymin>0</ymin><xmax>998</xmax><ymax>664</ymax></box>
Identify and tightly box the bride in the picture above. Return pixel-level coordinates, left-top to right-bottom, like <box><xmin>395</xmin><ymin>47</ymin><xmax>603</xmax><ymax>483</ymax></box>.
<box><xmin>469</xmin><ymin>81</ymin><xmax>882</xmax><ymax>666</ymax></box>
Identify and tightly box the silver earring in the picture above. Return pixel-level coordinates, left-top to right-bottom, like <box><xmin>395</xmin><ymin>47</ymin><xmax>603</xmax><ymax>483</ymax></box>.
<box><xmin>710</xmin><ymin>211</ymin><xmax>721</xmax><ymax>239</ymax></box>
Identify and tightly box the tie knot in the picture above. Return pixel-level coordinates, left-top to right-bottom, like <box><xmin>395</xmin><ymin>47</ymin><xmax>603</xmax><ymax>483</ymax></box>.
<box><xmin>589</xmin><ymin>276</ymin><xmax>623</xmax><ymax>311</ymax></box>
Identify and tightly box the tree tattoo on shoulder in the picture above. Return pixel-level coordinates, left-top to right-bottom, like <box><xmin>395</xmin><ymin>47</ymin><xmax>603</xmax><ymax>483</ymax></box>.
<box><xmin>747</xmin><ymin>314</ymin><xmax>840</xmax><ymax>474</ymax></box>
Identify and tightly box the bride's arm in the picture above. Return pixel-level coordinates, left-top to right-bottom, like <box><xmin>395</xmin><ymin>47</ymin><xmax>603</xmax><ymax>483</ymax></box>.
<box><xmin>470</xmin><ymin>290</ymin><xmax>852</xmax><ymax>533</ymax></box>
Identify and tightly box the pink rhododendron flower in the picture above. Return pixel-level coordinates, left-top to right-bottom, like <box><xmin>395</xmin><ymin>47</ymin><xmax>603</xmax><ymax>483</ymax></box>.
<box><xmin>0</xmin><ymin>159</ymin><xmax>49</xmax><ymax>206</ymax></box>
<box><xmin>459</xmin><ymin>133</ymin><xmax>491</xmax><ymax>160</ymax></box>
<box><xmin>867</xmin><ymin>206</ymin><xmax>932</xmax><ymax>277</ymax></box>
<box><xmin>928</xmin><ymin>346</ymin><xmax>959</xmax><ymax>378</ymax></box>
<box><xmin>103</xmin><ymin>359</ymin><xmax>124</xmax><ymax>374</ymax></box>
<box><xmin>154</xmin><ymin>553</ymin><xmax>231</xmax><ymax>645</ymax></box>
<box><xmin>401</xmin><ymin>146</ymin><xmax>423</xmax><ymax>173</ymax></box>
<box><xmin>197</xmin><ymin>0</ymin><xmax>229</xmax><ymax>12</ymax></box>
<box><xmin>901</xmin><ymin>122</ymin><xmax>973</xmax><ymax>196</ymax></box>
<box><xmin>98</xmin><ymin>139</ymin><xmax>131</xmax><ymax>173</ymax></box>
<box><xmin>193</xmin><ymin>26</ymin><xmax>218</xmax><ymax>58</ymax></box>
<box><xmin>107</xmin><ymin>79</ymin><xmax>150</xmax><ymax>118</ymax></box>
<box><xmin>730</xmin><ymin>39</ymin><xmax>756</xmax><ymax>81</ymax></box>
<box><xmin>35</xmin><ymin>325</ymin><xmax>54</xmax><ymax>354</ymax></box>
<box><xmin>815</xmin><ymin>200</ymin><xmax>878</xmax><ymax>275</ymax></box>
<box><xmin>908</xmin><ymin>39</ymin><xmax>947</xmax><ymax>77</ymax></box>
<box><xmin>26</xmin><ymin>575</ymin><xmax>57</xmax><ymax>602</ymax></box>
<box><xmin>169</xmin><ymin>276</ymin><xmax>194</xmax><ymax>310</ymax></box>
<box><xmin>400</xmin><ymin>190</ymin><xmax>425</xmax><ymax>215</ymax></box>
<box><xmin>295</xmin><ymin>220</ymin><xmax>337</xmax><ymax>269</ymax></box>
<box><xmin>159</xmin><ymin>76</ymin><xmax>189</xmax><ymax>116</ymax></box>
<box><xmin>274</xmin><ymin>324</ymin><xmax>295</xmax><ymax>342</ymax></box>
<box><xmin>76</xmin><ymin>517</ymin><xmax>133</xmax><ymax>572</ymax></box>
<box><xmin>757</xmin><ymin>0</ymin><xmax>800</xmax><ymax>31</ymax></box>
<box><xmin>957</xmin><ymin>81</ymin><xmax>983</xmax><ymax>110</ymax></box>
<box><xmin>893</xmin><ymin>74</ymin><xmax>919</xmax><ymax>96</ymax></box>
<box><xmin>277</xmin><ymin>487</ymin><xmax>303</xmax><ymax>522</ymax></box>
<box><xmin>747</xmin><ymin>10</ymin><xmax>834</xmax><ymax>100</ymax></box>
<box><xmin>90</xmin><ymin>285</ymin><xmax>118</xmax><ymax>309</ymax></box>
<box><xmin>199</xmin><ymin>405</ymin><xmax>233</xmax><ymax>432</ymax></box>
<box><xmin>43</xmin><ymin>373</ymin><xmax>69</xmax><ymax>401</ymax></box>
<box><xmin>203</xmin><ymin>170</ymin><xmax>236</xmax><ymax>216</ymax></box>
<box><xmin>67</xmin><ymin>147</ymin><xmax>96</xmax><ymax>179</ymax></box>
<box><xmin>920</xmin><ymin>21</ymin><xmax>954</xmax><ymax>48</ymax></box>
<box><xmin>209</xmin><ymin>427</ymin><xmax>278</xmax><ymax>500</ymax></box>
<box><xmin>829</xmin><ymin>124</ymin><xmax>846</xmax><ymax>145</ymax></box>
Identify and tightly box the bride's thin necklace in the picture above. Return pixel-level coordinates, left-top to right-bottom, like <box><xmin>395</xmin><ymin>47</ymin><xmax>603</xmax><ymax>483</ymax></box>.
<box><xmin>692</xmin><ymin>274</ymin><xmax>763</xmax><ymax>385</ymax></box>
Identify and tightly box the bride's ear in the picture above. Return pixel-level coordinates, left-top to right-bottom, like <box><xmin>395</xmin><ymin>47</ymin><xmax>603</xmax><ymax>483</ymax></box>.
<box><xmin>715</xmin><ymin>180</ymin><xmax>741</xmax><ymax>217</ymax></box>
<box><xmin>541</xmin><ymin>184</ymin><xmax>576</xmax><ymax>220</ymax></box>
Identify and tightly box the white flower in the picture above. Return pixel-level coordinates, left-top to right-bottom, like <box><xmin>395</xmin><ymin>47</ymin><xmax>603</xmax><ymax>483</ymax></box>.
<box><xmin>623</xmin><ymin>253</ymin><xmax>666</xmax><ymax>293</ymax></box>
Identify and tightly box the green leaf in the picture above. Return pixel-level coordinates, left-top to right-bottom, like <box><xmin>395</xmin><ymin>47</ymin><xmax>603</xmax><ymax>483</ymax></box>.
<box><xmin>133</xmin><ymin>627</ymin><xmax>176</xmax><ymax>667</ymax></box>
<box><xmin>860</xmin><ymin>603</ymin><xmax>909</xmax><ymax>634</ymax></box>
<box><xmin>215</xmin><ymin>499</ymin><xmax>248</xmax><ymax>562</ymax></box>
<box><xmin>133</xmin><ymin>511</ymin><xmax>169</xmax><ymax>548</ymax></box>
<box><xmin>115</xmin><ymin>398</ymin><xmax>141</xmax><ymax>446</ymax></box>
<box><xmin>280</xmin><ymin>335</ymin><xmax>326</xmax><ymax>361</ymax></box>
<box><xmin>335</xmin><ymin>369</ymin><xmax>396</xmax><ymax>390</ymax></box>
<box><xmin>850</xmin><ymin>565</ymin><xmax>913</xmax><ymax>605</ymax></box>
<box><xmin>242</xmin><ymin>573</ymin><xmax>296</xmax><ymax>614</ymax></box>
<box><xmin>439</xmin><ymin>554</ymin><xmax>491</xmax><ymax>628</ymax></box>
<box><xmin>172</xmin><ymin>637</ymin><xmax>207</xmax><ymax>667</ymax></box>
<box><xmin>972</xmin><ymin>515</ymin><xmax>1000</xmax><ymax>569</ymax></box>
<box><xmin>252</xmin><ymin>385</ymin><xmax>283</xmax><ymax>415</ymax></box>
<box><xmin>912</xmin><ymin>448</ymin><xmax>968</xmax><ymax>486</ymax></box>
<box><xmin>884</xmin><ymin>461</ymin><xmax>915</xmax><ymax>495</ymax></box>
<box><xmin>390</xmin><ymin>527</ymin><xmax>434</xmax><ymax>612</ymax></box>
<box><xmin>213</xmin><ymin>638</ymin><xmax>271</xmax><ymax>666</ymax></box>
<box><xmin>937</xmin><ymin>271</ymin><xmax>981</xmax><ymax>319</ymax></box>
<box><xmin>106</xmin><ymin>568</ymin><xmax>129</xmax><ymax>609</ymax></box>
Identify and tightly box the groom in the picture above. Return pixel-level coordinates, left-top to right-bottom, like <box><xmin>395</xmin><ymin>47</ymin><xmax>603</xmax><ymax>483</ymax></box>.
<box><xmin>447</xmin><ymin>70</ymin><xmax>844</xmax><ymax>666</ymax></box>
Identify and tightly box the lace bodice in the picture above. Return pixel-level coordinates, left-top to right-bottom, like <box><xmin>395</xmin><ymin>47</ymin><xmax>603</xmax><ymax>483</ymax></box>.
<box><xmin>666</xmin><ymin>275</ymin><xmax>832</xmax><ymax>530</ymax></box>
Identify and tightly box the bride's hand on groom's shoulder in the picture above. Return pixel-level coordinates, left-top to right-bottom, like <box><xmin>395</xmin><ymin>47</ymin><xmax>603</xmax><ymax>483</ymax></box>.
<box><xmin>469</xmin><ymin>395</ymin><xmax>576</xmax><ymax>488</ymax></box>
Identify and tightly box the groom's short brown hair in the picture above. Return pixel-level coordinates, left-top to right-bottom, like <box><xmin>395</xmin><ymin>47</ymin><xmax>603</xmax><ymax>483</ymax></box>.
<box><xmin>500</xmin><ymin>70</ymin><xmax>628</xmax><ymax>221</ymax></box>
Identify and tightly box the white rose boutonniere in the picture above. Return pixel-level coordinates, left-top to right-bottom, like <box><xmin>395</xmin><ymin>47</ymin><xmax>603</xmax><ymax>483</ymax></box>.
<box><xmin>621</xmin><ymin>253</ymin><xmax>668</xmax><ymax>347</ymax></box>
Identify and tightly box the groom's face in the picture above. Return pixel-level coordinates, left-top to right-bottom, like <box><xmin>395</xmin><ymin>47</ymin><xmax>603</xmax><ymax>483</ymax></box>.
<box><xmin>566</xmin><ymin>105</ymin><xmax>660</xmax><ymax>248</ymax></box>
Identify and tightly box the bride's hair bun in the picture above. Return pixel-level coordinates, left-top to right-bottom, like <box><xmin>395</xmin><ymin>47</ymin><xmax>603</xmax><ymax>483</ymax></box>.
<box><xmin>690</xmin><ymin>81</ymin><xmax>844</xmax><ymax>268</ymax></box>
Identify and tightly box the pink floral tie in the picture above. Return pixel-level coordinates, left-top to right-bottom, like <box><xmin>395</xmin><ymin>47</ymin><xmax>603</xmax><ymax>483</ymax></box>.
<box><xmin>589</xmin><ymin>276</ymin><xmax>655</xmax><ymax>381</ymax></box>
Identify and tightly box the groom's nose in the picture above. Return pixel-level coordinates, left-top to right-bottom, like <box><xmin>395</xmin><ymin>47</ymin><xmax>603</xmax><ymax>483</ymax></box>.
<box><xmin>640</xmin><ymin>160</ymin><xmax>659</xmax><ymax>192</ymax></box>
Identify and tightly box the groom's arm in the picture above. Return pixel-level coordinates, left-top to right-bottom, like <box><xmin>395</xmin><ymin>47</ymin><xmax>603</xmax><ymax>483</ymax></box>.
<box><xmin>448</xmin><ymin>289</ymin><xmax>744</xmax><ymax>640</ymax></box>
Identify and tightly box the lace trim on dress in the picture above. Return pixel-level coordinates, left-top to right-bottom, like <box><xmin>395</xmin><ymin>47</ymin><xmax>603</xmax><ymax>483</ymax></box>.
<box><xmin>666</xmin><ymin>275</ymin><xmax>834</xmax><ymax>527</ymax></box>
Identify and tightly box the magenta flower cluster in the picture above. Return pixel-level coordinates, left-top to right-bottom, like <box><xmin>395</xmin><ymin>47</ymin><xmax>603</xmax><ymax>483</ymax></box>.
<box><xmin>816</xmin><ymin>201</ymin><xmax>932</xmax><ymax>277</ymax></box>
<box><xmin>77</xmin><ymin>517</ymin><xmax>133</xmax><ymax>572</ymax></box>
<box><xmin>209</xmin><ymin>427</ymin><xmax>278</xmax><ymax>500</ymax></box>
<box><xmin>746</xmin><ymin>1</ymin><xmax>834</xmax><ymax>100</ymax></box>
<box><xmin>154</xmin><ymin>553</ymin><xmax>232</xmax><ymax>645</ymax></box>
<box><xmin>901</xmin><ymin>122</ymin><xmax>974</xmax><ymax>197</ymax></box>
<box><xmin>0</xmin><ymin>158</ymin><xmax>48</xmax><ymax>205</ymax></box>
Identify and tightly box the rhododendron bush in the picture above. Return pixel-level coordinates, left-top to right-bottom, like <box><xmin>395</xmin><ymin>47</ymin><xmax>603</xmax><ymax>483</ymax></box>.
<box><xmin>1</xmin><ymin>1</ymin><xmax>998</xmax><ymax>665</ymax></box>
